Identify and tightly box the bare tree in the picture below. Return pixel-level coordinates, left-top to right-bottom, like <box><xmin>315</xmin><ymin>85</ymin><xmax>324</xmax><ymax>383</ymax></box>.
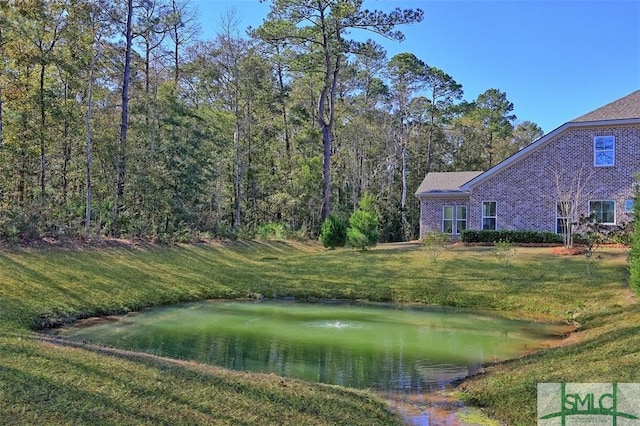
<box><xmin>551</xmin><ymin>164</ymin><xmax>595</xmax><ymax>248</ymax></box>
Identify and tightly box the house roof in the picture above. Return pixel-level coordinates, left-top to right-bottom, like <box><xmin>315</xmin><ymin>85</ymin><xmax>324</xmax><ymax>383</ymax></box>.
<box><xmin>571</xmin><ymin>90</ymin><xmax>640</xmax><ymax>123</ymax></box>
<box><xmin>415</xmin><ymin>171</ymin><xmax>483</xmax><ymax>197</ymax></box>
<box><xmin>459</xmin><ymin>90</ymin><xmax>640</xmax><ymax>191</ymax></box>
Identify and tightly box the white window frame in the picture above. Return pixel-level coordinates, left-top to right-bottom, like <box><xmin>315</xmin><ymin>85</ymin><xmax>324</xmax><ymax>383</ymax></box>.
<box><xmin>442</xmin><ymin>205</ymin><xmax>454</xmax><ymax>234</ymax></box>
<box><xmin>594</xmin><ymin>135</ymin><xmax>615</xmax><ymax>167</ymax></box>
<box><xmin>482</xmin><ymin>201</ymin><xmax>497</xmax><ymax>230</ymax></box>
<box><xmin>556</xmin><ymin>201</ymin><xmax>572</xmax><ymax>235</ymax></box>
<box><xmin>455</xmin><ymin>205</ymin><xmax>468</xmax><ymax>235</ymax></box>
<box><xmin>589</xmin><ymin>200</ymin><xmax>616</xmax><ymax>224</ymax></box>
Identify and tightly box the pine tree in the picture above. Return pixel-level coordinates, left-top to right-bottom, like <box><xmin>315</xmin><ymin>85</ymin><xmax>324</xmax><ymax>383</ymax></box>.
<box><xmin>347</xmin><ymin>194</ymin><xmax>379</xmax><ymax>250</ymax></box>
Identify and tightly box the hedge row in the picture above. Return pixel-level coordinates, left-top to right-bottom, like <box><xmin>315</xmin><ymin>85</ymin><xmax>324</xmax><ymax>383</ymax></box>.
<box><xmin>460</xmin><ymin>229</ymin><xmax>565</xmax><ymax>244</ymax></box>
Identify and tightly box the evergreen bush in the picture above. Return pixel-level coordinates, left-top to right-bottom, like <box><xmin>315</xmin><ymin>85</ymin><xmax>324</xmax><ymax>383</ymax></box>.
<box><xmin>255</xmin><ymin>223</ymin><xmax>291</xmax><ymax>240</ymax></box>
<box><xmin>0</xmin><ymin>206</ymin><xmax>41</xmax><ymax>244</ymax></box>
<box><xmin>319</xmin><ymin>214</ymin><xmax>347</xmax><ymax>249</ymax></box>
<box><xmin>347</xmin><ymin>195</ymin><xmax>379</xmax><ymax>250</ymax></box>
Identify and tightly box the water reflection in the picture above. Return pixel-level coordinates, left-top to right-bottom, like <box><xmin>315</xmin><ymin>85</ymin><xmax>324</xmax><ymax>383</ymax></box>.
<box><xmin>51</xmin><ymin>300</ymin><xmax>551</xmax><ymax>395</ymax></box>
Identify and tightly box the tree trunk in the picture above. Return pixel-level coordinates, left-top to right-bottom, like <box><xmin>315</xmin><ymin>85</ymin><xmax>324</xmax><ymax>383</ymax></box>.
<box><xmin>426</xmin><ymin>107</ymin><xmax>436</xmax><ymax>174</ymax></box>
<box><xmin>401</xmin><ymin>143</ymin><xmax>408</xmax><ymax>239</ymax></box>
<box><xmin>487</xmin><ymin>132</ymin><xmax>494</xmax><ymax>168</ymax></box>
<box><xmin>62</xmin><ymin>82</ymin><xmax>70</xmax><ymax>204</ymax></box>
<box><xmin>234</xmin><ymin>129</ymin><xmax>242</xmax><ymax>228</ymax></box>
<box><xmin>116</xmin><ymin>0</ymin><xmax>133</xmax><ymax>225</ymax></box>
<box><xmin>18</xmin><ymin>119</ymin><xmax>27</xmax><ymax>204</ymax></box>
<box><xmin>321</xmin><ymin>123</ymin><xmax>331</xmax><ymax>220</ymax></box>
<box><xmin>151</xmin><ymin>82</ymin><xmax>158</xmax><ymax>152</ymax></box>
<box><xmin>144</xmin><ymin>38</ymin><xmax>155</xmax><ymax>151</ymax></box>
<box><xmin>85</xmin><ymin>42</ymin><xmax>97</xmax><ymax>235</ymax></box>
<box><xmin>171</xmin><ymin>0</ymin><xmax>180</xmax><ymax>84</ymax></box>
<box><xmin>317</xmin><ymin>9</ymin><xmax>341</xmax><ymax>221</ymax></box>
<box><xmin>39</xmin><ymin>62</ymin><xmax>47</xmax><ymax>197</ymax></box>
<box><xmin>318</xmin><ymin>53</ymin><xmax>341</xmax><ymax>221</ymax></box>
<box><xmin>275</xmin><ymin>58</ymin><xmax>293</xmax><ymax>186</ymax></box>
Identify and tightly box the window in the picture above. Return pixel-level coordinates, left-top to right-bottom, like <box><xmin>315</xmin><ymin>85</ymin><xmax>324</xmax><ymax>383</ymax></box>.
<box><xmin>482</xmin><ymin>201</ymin><xmax>497</xmax><ymax>230</ymax></box>
<box><xmin>556</xmin><ymin>201</ymin><xmax>571</xmax><ymax>234</ymax></box>
<box><xmin>443</xmin><ymin>205</ymin><xmax>467</xmax><ymax>234</ymax></box>
<box><xmin>589</xmin><ymin>200</ymin><xmax>615</xmax><ymax>224</ymax></box>
<box><xmin>594</xmin><ymin>135</ymin><xmax>615</xmax><ymax>166</ymax></box>
<box><xmin>625</xmin><ymin>199</ymin><xmax>634</xmax><ymax>213</ymax></box>
<box><xmin>456</xmin><ymin>205</ymin><xmax>467</xmax><ymax>234</ymax></box>
<box><xmin>442</xmin><ymin>206</ymin><xmax>453</xmax><ymax>234</ymax></box>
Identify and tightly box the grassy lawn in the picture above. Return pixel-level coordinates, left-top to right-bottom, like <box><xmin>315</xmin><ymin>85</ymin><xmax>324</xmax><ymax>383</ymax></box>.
<box><xmin>0</xmin><ymin>240</ymin><xmax>636</xmax><ymax>425</ymax></box>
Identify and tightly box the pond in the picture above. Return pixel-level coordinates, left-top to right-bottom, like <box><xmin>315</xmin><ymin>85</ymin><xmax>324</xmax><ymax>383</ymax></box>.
<box><xmin>50</xmin><ymin>300</ymin><xmax>559</xmax><ymax>423</ymax></box>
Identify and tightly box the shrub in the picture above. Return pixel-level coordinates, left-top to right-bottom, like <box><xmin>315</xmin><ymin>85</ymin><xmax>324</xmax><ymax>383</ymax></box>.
<box><xmin>607</xmin><ymin>222</ymin><xmax>633</xmax><ymax>246</ymax></box>
<box><xmin>0</xmin><ymin>207</ymin><xmax>41</xmax><ymax>244</ymax></box>
<box><xmin>347</xmin><ymin>195</ymin><xmax>379</xmax><ymax>250</ymax></box>
<box><xmin>209</xmin><ymin>222</ymin><xmax>239</xmax><ymax>240</ymax></box>
<box><xmin>461</xmin><ymin>224</ymin><xmax>632</xmax><ymax>247</ymax></box>
<box><xmin>421</xmin><ymin>232</ymin><xmax>450</xmax><ymax>262</ymax></box>
<box><xmin>255</xmin><ymin>223</ymin><xmax>291</xmax><ymax>240</ymax></box>
<box><xmin>319</xmin><ymin>214</ymin><xmax>347</xmax><ymax>249</ymax></box>
<box><xmin>494</xmin><ymin>240</ymin><xmax>517</xmax><ymax>266</ymax></box>
<box><xmin>461</xmin><ymin>229</ymin><xmax>564</xmax><ymax>244</ymax></box>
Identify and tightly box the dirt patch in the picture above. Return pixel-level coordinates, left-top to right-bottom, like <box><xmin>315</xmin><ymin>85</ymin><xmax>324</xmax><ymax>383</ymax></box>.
<box><xmin>549</xmin><ymin>246</ymin><xmax>587</xmax><ymax>255</ymax></box>
<box><xmin>548</xmin><ymin>244</ymin><xmax>629</xmax><ymax>255</ymax></box>
<box><xmin>62</xmin><ymin>315</ymin><xmax>128</xmax><ymax>329</ymax></box>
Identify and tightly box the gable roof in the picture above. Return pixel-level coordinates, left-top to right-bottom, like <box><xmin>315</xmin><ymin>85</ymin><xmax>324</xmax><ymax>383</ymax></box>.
<box><xmin>415</xmin><ymin>171</ymin><xmax>483</xmax><ymax>197</ymax></box>
<box><xmin>571</xmin><ymin>90</ymin><xmax>640</xmax><ymax>123</ymax></box>
<box><xmin>460</xmin><ymin>90</ymin><xmax>640</xmax><ymax>191</ymax></box>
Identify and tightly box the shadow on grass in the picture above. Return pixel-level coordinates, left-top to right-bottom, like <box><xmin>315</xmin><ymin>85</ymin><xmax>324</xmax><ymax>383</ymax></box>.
<box><xmin>27</xmin><ymin>335</ymin><xmax>401</xmax><ymax>425</ymax></box>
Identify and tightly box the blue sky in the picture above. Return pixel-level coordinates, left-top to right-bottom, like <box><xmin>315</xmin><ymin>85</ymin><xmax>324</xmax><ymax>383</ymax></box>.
<box><xmin>191</xmin><ymin>0</ymin><xmax>640</xmax><ymax>134</ymax></box>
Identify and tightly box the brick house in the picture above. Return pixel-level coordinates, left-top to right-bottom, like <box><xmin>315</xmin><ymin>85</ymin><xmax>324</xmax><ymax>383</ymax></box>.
<box><xmin>415</xmin><ymin>90</ymin><xmax>640</xmax><ymax>239</ymax></box>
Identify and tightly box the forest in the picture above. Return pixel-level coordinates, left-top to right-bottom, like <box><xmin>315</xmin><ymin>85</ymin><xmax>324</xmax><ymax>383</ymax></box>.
<box><xmin>0</xmin><ymin>0</ymin><xmax>544</xmax><ymax>243</ymax></box>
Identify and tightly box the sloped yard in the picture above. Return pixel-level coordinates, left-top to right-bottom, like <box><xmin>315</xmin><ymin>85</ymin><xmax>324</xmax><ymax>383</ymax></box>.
<box><xmin>0</xmin><ymin>240</ymin><xmax>634</xmax><ymax>425</ymax></box>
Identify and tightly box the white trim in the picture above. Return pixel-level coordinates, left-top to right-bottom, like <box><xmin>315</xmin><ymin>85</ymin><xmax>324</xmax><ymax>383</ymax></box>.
<box><xmin>481</xmin><ymin>200</ymin><xmax>497</xmax><ymax>230</ymax></box>
<box><xmin>442</xmin><ymin>205</ymin><xmax>454</xmax><ymax>234</ymax></box>
<box><xmin>589</xmin><ymin>200</ymin><xmax>616</xmax><ymax>225</ymax></box>
<box><xmin>556</xmin><ymin>200</ymin><xmax>571</xmax><ymax>234</ymax></box>
<box><xmin>593</xmin><ymin>135</ymin><xmax>615</xmax><ymax>167</ymax></box>
<box><xmin>455</xmin><ymin>205</ymin><xmax>468</xmax><ymax>235</ymax></box>
<box><xmin>461</xmin><ymin>118</ymin><xmax>640</xmax><ymax>191</ymax></box>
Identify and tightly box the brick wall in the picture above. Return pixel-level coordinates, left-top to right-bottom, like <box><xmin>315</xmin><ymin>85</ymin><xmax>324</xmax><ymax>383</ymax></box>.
<box><xmin>419</xmin><ymin>196</ymin><xmax>469</xmax><ymax>237</ymax></box>
<box><xmin>467</xmin><ymin>125</ymin><xmax>639</xmax><ymax>231</ymax></box>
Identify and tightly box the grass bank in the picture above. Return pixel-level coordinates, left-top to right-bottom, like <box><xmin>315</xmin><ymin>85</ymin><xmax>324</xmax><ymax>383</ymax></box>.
<box><xmin>0</xmin><ymin>240</ymin><xmax>635</xmax><ymax>425</ymax></box>
<box><xmin>0</xmin><ymin>241</ymin><xmax>402</xmax><ymax>425</ymax></box>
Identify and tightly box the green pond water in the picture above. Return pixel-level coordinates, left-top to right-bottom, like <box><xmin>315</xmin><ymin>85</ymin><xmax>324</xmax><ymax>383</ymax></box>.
<box><xmin>51</xmin><ymin>300</ymin><xmax>555</xmax><ymax>395</ymax></box>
